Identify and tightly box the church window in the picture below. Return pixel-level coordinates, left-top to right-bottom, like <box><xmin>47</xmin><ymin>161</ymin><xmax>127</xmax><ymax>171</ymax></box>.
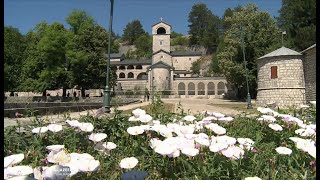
<box><xmin>189</xmin><ymin>58</ymin><xmax>191</xmax><ymax>60</ymax></box>
<box><xmin>271</xmin><ymin>66</ymin><xmax>278</xmax><ymax>79</ymax></box>
<box><xmin>160</xmin><ymin>40</ymin><xmax>163</xmax><ymax>45</ymax></box>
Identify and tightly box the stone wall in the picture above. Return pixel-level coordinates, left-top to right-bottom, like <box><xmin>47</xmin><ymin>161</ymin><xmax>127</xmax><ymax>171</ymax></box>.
<box><xmin>152</xmin><ymin>51</ymin><xmax>172</xmax><ymax>65</ymax></box>
<box><xmin>153</xmin><ymin>35</ymin><xmax>170</xmax><ymax>52</ymax></box>
<box><xmin>257</xmin><ymin>89</ymin><xmax>306</xmax><ymax>108</ymax></box>
<box><xmin>302</xmin><ymin>47</ymin><xmax>316</xmax><ymax>102</ymax></box>
<box><xmin>116</xmin><ymin>80</ymin><xmax>148</xmax><ymax>91</ymax></box>
<box><xmin>172</xmin><ymin>56</ymin><xmax>201</xmax><ymax>71</ymax></box>
<box><xmin>256</xmin><ymin>56</ymin><xmax>306</xmax><ymax>107</ymax></box>
<box><xmin>152</xmin><ymin>68</ymin><xmax>171</xmax><ymax>91</ymax></box>
<box><xmin>172</xmin><ymin>77</ymin><xmax>231</xmax><ymax>98</ymax></box>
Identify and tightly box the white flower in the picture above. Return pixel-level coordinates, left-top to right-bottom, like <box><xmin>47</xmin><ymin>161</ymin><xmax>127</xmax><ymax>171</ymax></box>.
<box><xmin>245</xmin><ymin>177</ymin><xmax>262</xmax><ymax>180</ymax></box>
<box><xmin>209</xmin><ymin>143</ymin><xmax>229</xmax><ymax>152</ymax></box>
<box><xmin>183</xmin><ymin>115</ymin><xmax>196</xmax><ymax>122</ymax></box>
<box><xmin>6</xmin><ymin>166</ymin><xmax>33</xmax><ymax>177</ymax></box>
<box><xmin>119</xmin><ymin>157</ymin><xmax>139</xmax><ymax>169</ymax></box>
<box><xmin>132</xmin><ymin>108</ymin><xmax>146</xmax><ymax>118</ymax></box>
<box><xmin>195</xmin><ymin>137</ymin><xmax>210</xmax><ymax>147</ymax></box>
<box><xmin>78</xmin><ymin>123</ymin><xmax>94</xmax><ymax>132</ymax></box>
<box><xmin>289</xmin><ymin>137</ymin><xmax>305</xmax><ymax>144</ymax></box>
<box><xmin>88</xmin><ymin>133</ymin><xmax>107</xmax><ymax>142</ymax></box>
<box><xmin>139</xmin><ymin>114</ymin><xmax>153</xmax><ymax>123</ymax></box>
<box><xmin>168</xmin><ymin>149</ymin><xmax>180</xmax><ymax>158</ymax></box>
<box><xmin>295</xmin><ymin>128</ymin><xmax>316</xmax><ymax>137</ymax></box>
<box><xmin>268</xmin><ymin>123</ymin><xmax>283</xmax><ymax>131</ymax></box>
<box><xmin>212</xmin><ymin>126</ymin><xmax>226</xmax><ymax>135</ymax></box>
<box><xmin>202</xmin><ymin>116</ymin><xmax>217</xmax><ymax>121</ymax></box>
<box><xmin>295</xmin><ymin>139</ymin><xmax>315</xmax><ymax>152</ymax></box>
<box><xmin>70</xmin><ymin>153</ymin><xmax>94</xmax><ymax>161</ymax></box>
<box><xmin>33</xmin><ymin>167</ymin><xmax>43</xmax><ymax>180</ymax></box>
<box><xmin>299</xmin><ymin>104</ymin><xmax>310</xmax><ymax>108</ymax></box>
<box><xmin>237</xmin><ymin>138</ymin><xmax>254</xmax><ymax>146</ymax></box>
<box><xmin>42</xmin><ymin>165</ymin><xmax>68</xmax><ymax>180</ymax></box>
<box><xmin>179</xmin><ymin>125</ymin><xmax>194</xmax><ymax>134</ymax></box>
<box><xmin>77</xmin><ymin>159</ymin><xmax>100</xmax><ymax>172</ymax></box>
<box><xmin>211</xmin><ymin>112</ymin><xmax>225</xmax><ymax>118</ymax></box>
<box><xmin>155</xmin><ymin>142</ymin><xmax>175</xmax><ymax>156</ymax></box>
<box><xmin>306</xmin><ymin>124</ymin><xmax>316</xmax><ymax>130</ymax></box>
<box><xmin>197</xmin><ymin>133</ymin><xmax>209</xmax><ymax>139</ymax></box>
<box><xmin>221</xmin><ymin>146</ymin><xmax>244</xmax><ymax>160</ymax></box>
<box><xmin>4</xmin><ymin>154</ymin><xmax>24</xmax><ymax>168</ymax></box>
<box><xmin>149</xmin><ymin>138</ymin><xmax>162</xmax><ymax>149</ymax></box>
<box><xmin>261</xmin><ymin>115</ymin><xmax>276</xmax><ymax>122</ymax></box>
<box><xmin>218</xmin><ymin>116</ymin><xmax>234</xmax><ymax>122</ymax></box>
<box><xmin>32</xmin><ymin>127</ymin><xmax>48</xmax><ymax>134</ymax></box>
<box><xmin>127</xmin><ymin>126</ymin><xmax>144</xmax><ymax>135</ymax></box>
<box><xmin>213</xmin><ymin>135</ymin><xmax>237</xmax><ymax>146</ymax></box>
<box><xmin>275</xmin><ymin>147</ymin><xmax>292</xmax><ymax>155</ymax></box>
<box><xmin>257</xmin><ymin>107</ymin><xmax>274</xmax><ymax>115</ymax></box>
<box><xmin>309</xmin><ymin>101</ymin><xmax>316</xmax><ymax>106</ymax></box>
<box><xmin>106</xmin><ymin>142</ymin><xmax>117</xmax><ymax>150</ymax></box>
<box><xmin>159</xmin><ymin>128</ymin><xmax>173</xmax><ymax>138</ymax></box>
<box><xmin>7</xmin><ymin>176</ymin><xmax>37</xmax><ymax>180</ymax></box>
<box><xmin>128</xmin><ymin>116</ymin><xmax>139</xmax><ymax>122</ymax></box>
<box><xmin>66</xmin><ymin>120</ymin><xmax>80</xmax><ymax>127</ymax></box>
<box><xmin>152</xmin><ymin>120</ymin><xmax>161</xmax><ymax>125</ymax></box>
<box><xmin>307</xmin><ymin>146</ymin><xmax>316</xmax><ymax>158</ymax></box>
<box><xmin>181</xmin><ymin>148</ymin><xmax>199</xmax><ymax>157</ymax></box>
<box><xmin>47</xmin><ymin>124</ymin><xmax>63</xmax><ymax>133</ymax></box>
<box><xmin>47</xmin><ymin>150</ymin><xmax>71</xmax><ymax>165</ymax></box>
<box><xmin>46</xmin><ymin>145</ymin><xmax>65</xmax><ymax>153</ymax></box>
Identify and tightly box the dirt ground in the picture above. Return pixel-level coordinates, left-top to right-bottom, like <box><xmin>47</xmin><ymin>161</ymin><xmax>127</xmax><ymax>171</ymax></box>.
<box><xmin>4</xmin><ymin>98</ymin><xmax>256</xmax><ymax>128</ymax></box>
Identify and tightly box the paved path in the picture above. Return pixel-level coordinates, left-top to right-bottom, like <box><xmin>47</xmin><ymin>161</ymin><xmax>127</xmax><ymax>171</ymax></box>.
<box><xmin>4</xmin><ymin>98</ymin><xmax>254</xmax><ymax>128</ymax></box>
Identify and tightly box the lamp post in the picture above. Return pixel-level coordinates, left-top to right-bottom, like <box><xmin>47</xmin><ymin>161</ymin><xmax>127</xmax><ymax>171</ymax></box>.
<box><xmin>240</xmin><ymin>25</ymin><xmax>252</xmax><ymax>109</ymax></box>
<box><xmin>104</xmin><ymin>0</ymin><xmax>114</xmax><ymax>113</ymax></box>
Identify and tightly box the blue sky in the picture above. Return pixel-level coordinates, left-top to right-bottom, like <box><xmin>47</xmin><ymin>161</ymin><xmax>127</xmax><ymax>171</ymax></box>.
<box><xmin>4</xmin><ymin>0</ymin><xmax>282</xmax><ymax>35</ymax></box>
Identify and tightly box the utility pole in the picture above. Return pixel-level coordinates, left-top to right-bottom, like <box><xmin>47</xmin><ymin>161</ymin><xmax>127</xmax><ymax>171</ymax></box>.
<box><xmin>104</xmin><ymin>0</ymin><xmax>114</xmax><ymax>113</ymax></box>
<box><xmin>240</xmin><ymin>25</ymin><xmax>252</xmax><ymax>109</ymax></box>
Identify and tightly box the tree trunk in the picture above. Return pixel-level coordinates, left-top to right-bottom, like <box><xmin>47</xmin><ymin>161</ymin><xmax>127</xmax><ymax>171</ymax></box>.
<box><xmin>42</xmin><ymin>90</ymin><xmax>47</xmax><ymax>97</ymax></box>
<box><xmin>81</xmin><ymin>88</ymin><xmax>85</xmax><ymax>98</ymax></box>
<box><xmin>62</xmin><ymin>87</ymin><xmax>67</xmax><ymax>97</ymax></box>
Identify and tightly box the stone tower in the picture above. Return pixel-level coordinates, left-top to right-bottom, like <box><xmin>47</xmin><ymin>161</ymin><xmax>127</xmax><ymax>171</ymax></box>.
<box><xmin>256</xmin><ymin>46</ymin><xmax>306</xmax><ymax>108</ymax></box>
<box><xmin>149</xmin><ymin>19</ymin><xmax>173</xmax><ymax>92</ymax></box>
<box><xmin>152</xmin><ymin>18</ymin><xmax>171</xmax><ymax>53</ymax></box>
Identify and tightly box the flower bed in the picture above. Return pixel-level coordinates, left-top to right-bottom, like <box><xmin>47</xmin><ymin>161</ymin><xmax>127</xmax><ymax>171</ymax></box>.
<box><xmin>4</xmin><ymin>100</ymin><xmax>316</xmax><ymax>179</ymax></box>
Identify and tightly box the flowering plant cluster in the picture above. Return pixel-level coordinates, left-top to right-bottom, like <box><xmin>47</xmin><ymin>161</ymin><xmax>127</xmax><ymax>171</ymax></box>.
<box><xmin>4</xmin><ymin>102</ymin><xmax>316</xmax><ymax>179</ymax></box>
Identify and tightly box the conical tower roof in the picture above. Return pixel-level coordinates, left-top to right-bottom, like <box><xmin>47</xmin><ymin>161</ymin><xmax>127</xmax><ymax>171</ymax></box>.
<box><xmin>258</xmin><ymin>46</ymin><xmax>302</xmax><ymax>60</ymax></box>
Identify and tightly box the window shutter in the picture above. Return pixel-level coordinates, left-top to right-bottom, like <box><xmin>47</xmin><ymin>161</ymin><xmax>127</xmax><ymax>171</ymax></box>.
<box><xmin>271</xmin><ymin>66</ymin><xmax>277</xmax><ymax>79</ymax></box>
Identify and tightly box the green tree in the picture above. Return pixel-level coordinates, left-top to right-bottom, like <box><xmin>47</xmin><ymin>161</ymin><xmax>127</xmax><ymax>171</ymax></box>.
<box><xmin>191</xmin><ymin>60</ymin><xmax>201</xmax><ymax>75</ymax></box>
<box><xmin>21</xmin><ymin>22</ymin><xmax>72</xmax><ymax>96</ymax></box>
<box><xmin>188</xmin><ymin>3</ymin><xmax>221</xmax><ymax>54</ymax></box>
<box><xmin>133</xmin><ymin>34</ymin><xmax>152</xmax><ymax>59</ymax></box>
<box><xmin>4</xmin><ymin>26</ymin><xmax>26</xmax><ymax>92</ymax></box>
<box><xmin>277</xmin><ymin>0</ymin><xmax>316</xmax><ymax>51</ymax></box>
<box><xmin>122</xmin><ymin>20</ymin><xmax>146</xmax><ymax>45</ymax></box>
<box><xmin>67</xmin><ymin>24</ymin><xmax>117</xmax><ymax>97</ymax></box>
<box><xmin>217</xmin><ymin>4</ymin><xmax>279</xmax><ymax>99</ymax></box>
<box><xmin>66</xmin><ymin>10</ymin><xmax>95</xmax><ymax>34</ymax></box>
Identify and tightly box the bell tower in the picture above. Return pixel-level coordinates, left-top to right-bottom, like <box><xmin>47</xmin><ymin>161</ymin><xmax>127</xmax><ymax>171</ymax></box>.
<box><xmin>152</xmin><ymin>18</ymin><xmax>171</xmax><ymax>53</ymax></box>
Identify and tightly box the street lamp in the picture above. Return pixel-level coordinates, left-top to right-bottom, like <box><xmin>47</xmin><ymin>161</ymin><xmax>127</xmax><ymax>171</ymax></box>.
<box><xmin>104</xmin><ymin>0</ymin><xmax>114</xmax><ymax>113</ymax></box>
<box><xmin>240</xmin><ymin>25</ymin><xmax>252</xmax><ymax>109</ymax></box>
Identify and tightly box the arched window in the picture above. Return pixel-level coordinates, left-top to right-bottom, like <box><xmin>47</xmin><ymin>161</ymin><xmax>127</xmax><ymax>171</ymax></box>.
<box><xmin>137</xmin><ymin>72</ymin><xmax>148</xmax><ymax>80</ymax></box>
<box><xmin>128</xmin><ymin>72</ymin><xmax>134</xmax><ymax>79</ymax></box>
<box><xmin>136</xmin><ymin>65</ymin><xmax>142</xmax><ymax>69</ymax></box>
<box><xmin>198</xmin><ymin>82</ymin><xmax>205</xmax><ymax>95</ymax></box>
<box><xmin>119</xmin><ymin>73</ymin><xmax>125</xmax><ymax>79</ymax></box>
<box><xmin>157</xmin><ymin>27</ymin><xmax>166</xmax><ymax>34</ymax></box>
<box><xmin>188</xmin><ymin>82</ymin><xmax>195</xmax><ymax>95</ymax></box>
<box><xmin>218</xmin><ymin>82</ymin><xmax>225</xmax><ymax>95</ymax></box>
<box><xmin>127</xmin><ymin>65</ymin><xmax>134</xmax><ymax>70</ymax></box>
<box><xmin>178</xmin><ymin>82</ymin><xmax>185</xmax><ymax>95</ymax></box>
<box><xmin>119</xmin><ymin>66</ymin><xmax>125</xmax><ymax>70</ymax></box>
<box><xmin>208</xmin><ymin>82</ymin><xmax>215</xmax><ymax>95</ymax></box>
